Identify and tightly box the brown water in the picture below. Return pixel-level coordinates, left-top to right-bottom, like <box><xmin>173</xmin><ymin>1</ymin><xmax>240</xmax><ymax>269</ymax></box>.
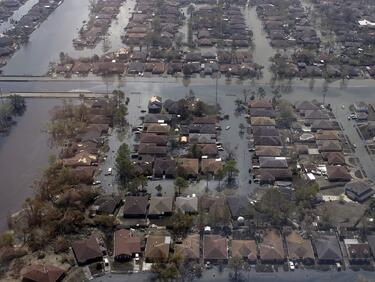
<box><xmin>0</xmin><ymin>98</ymin><xmax>59</xmax><ymax>230</ymax></box>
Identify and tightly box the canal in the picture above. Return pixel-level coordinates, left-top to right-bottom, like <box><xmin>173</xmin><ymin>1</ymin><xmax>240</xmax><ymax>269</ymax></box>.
<box><xmin>0</xmin><ymin>98</ymin><xmax>59</xmax><ymax>231</ymax></box>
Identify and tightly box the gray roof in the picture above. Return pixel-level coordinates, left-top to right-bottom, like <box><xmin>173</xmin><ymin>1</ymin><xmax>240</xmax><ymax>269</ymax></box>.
<box><xmin>313</xmin><ymin>233</ymin><xmax>342</xmax><ymax>262</ymax></box>
<box><xmin>175</xmin><ymin>196</ymin><xmax>198</xmax><ymax>213</ymax></box>
<box><xmin>259</xmin><ymin>157</ymin><xmax>288</xmax><ymax>168</ymax></box>
<box><xmin>149</xmin><ymin>197</ymin><xmax>174</xmax><ymax>215</ymax></box>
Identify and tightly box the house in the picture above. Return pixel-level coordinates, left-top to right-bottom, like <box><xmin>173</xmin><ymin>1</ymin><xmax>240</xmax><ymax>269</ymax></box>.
<box><xmin>259</xmin><ymin>229</ymin><xmax>285</xmax><ymax>264</ymax></box>
<box><xmin>294</xmin><ymin>100</ymin><xmax>319</xmax><ymax>112</ymax></box>
<box><xmin>143</xmin><ymin>114</ymin><xmax>172</xmax><ymax>124</ymax></box>
<box><xmin>192</xmin><ymin>115</ymin><xmax>217</xmax><ymax>124</ymax></box>
<box><xmin>153</xmin><ymin>158</ymin><xmax>177</xmax><ymax>178</ymax></box>
<box><xmin>344</xmin><ymin>239</ymin><xmax>372</xmax><ymax>264</ymax></box>
<box><xmin>313</xmin><ymin>232</ymin><xmax>342</xmax><ymax>264</ymax></box>
<box><xmin>146</xmin><ymin>124</ymin><xmax>171</xmax><ymax>135</ymax></box>
<box><xmin>326</xmin><ymin>152</ymin><xmax>345</xmax><ymax>165</ymax></box>
<box><xmin>175</xmin><ymin>196</ymin><xmax>198</xmax><ymax>214</ymax></box>
<box><xmin>354</xmin><ymin>102</ymin><xmax>368</xmax><ymax>113</ymax></box>
<box><xmin>21</xmin><ymin>265</ymin><xmax>65</xmax><ymax>282</ymax></box>
<box><xmin>92</xmin><ymin>195</ymin><xmax>122</xmax><ymax>215</ymax></box>
<box><xmin>285</xmin><ymin>230</ymin><xmax>315</xmax><ymax>264</ymax></box>
<box><xmin>226</xmin><ymin>196</ymin><xmax>251</xmax><ymax>219</ymax></box>
<box><xmin>144</xmin><ymin>235</ymin><xmax>171</xmax><ymax>262</ymax></box>
<box><xmin>113</xmin><ymin>229</ymin><xmax>141</xmax><ymax>262</ymax></box>
<box><xmin>123</xmin><ymin>196</ymin><xmax>149</xmax><ymax>218</ymax></box>
<box><xmin>200</xmin><ymin>195</ymin><xmax>230</xmax><ymax>226</ymax></box>
<box><xmin>327</xmin><ymin>166</ymin><xmax>351</xmax><ymax>182</ymax></box>
<box><xmin>259</xmin><ymin>157</ymin><xmax>288</xmax><ymax>168</ymax></box>
<box><xmin>71</xmin><ymin>235</ymin><xmax>103</xmax><ymax>266</ymax></box>
<box><xmin>201</xmin><ymin>158</ymin><xmax>223</xmax><ymax>175</ymax></box>
<box><xmin>252</xmin><ymin>126</ymin><xmax>279</xmax><ymax>137</ymax></box>
<box><xmin>317</xmin><ymin>140</ymin><xmax>342</xmax><ymax>152</ymax></box>
<box><xmin>138</xmin><ymin>144</ymin><xmax>167</xmax><ymax>157</ymax></box>
<box><xmin>148</xmin><ymin>96</ymin><xmax>162</xmax><ymax>113</ymax></box>
<box><xmin>188</xmin><ymin>124</ymin><xmax>216</xmax><ymax>134</ymax></box>
<box><xmin>139</xmin><ymin>134</ymin><xmax>168</xmax><ymax>146</ymax></box>
<box><xmin>175</xmin><ymin>234</ymin><xmax>200</xmax><ymax>261</ymax></box>
<box><xmin>189</xmin><ymin>133</ymin><xmax>216</xmax><ymax>144</ymax></box>
<box><xmin>249</xmin><ymin>100</ymin><xmax>273</xmax><ymax>109</ymax></box>
<box><xmin>231</xmin><ymin>240</ymin><xmax>257</xmax><ymax>263</ymax></box>
<box><xmin>70</xmin><ymin>166</ymin><xmax>96</xmax><ymax>184</ymax></box>
<box><xmin>198</xmin><ymin>144</ymin><xmax>218</xmax><ymax>157</ymax></box>
<box><xmin>62</xmin><ymin>151</ymin><xmax>97</xmax><ymax>167</ymax></box>
<box><xmin>345</xmin><ymin>181</ymin><xmax>375</xmax><ymax>202</ymax></box>
<box><xmin>203</xmin><ymin>235</ymin><xmax>228</xmax><ymax>262</ymax></box>
<box><xmin>251</xmin><ymin>117</ymin><xmax>276</xmax><ymax>126</ymax></box>
<box><xmin>255</xmin><ymin>146</ymin><xmax>281</xmax><ymax>157</ymax></box>
<box><xmin>315</xmin><ymin>131</ymin><xmax>339</xmax><ymax>141</ymax></box>
<box><xmin>250</xmin><ymin>108</ymin><xmax>276</xmax><ymax>118</ymax></box>
<box><xmin>258</xmin><ymin>168</ymin><xmax>292</xmax><ymax>184</ymax></box>
<box><xmin>311</xmin><ymin>120</ymin><xmax>336</xmax><ymax>132</ymax></box>
<box><xmin>148</xmin><ymin>197</ymin><xmax>174</xmax><ymax>218</ymax></box>
<box><xmin>179</xmin><ymin>158</ymin><xmax>199</xmax><ymax>177</ymax></box>
<box><xmin>254</xmin><ymin>136</ymin><xmax>283</xmax><ymax>146</ymax></box>
<box><xmin>304</xmin><ymin>110</ymin><xmax>330</xmax><ymax>121</ymax></box>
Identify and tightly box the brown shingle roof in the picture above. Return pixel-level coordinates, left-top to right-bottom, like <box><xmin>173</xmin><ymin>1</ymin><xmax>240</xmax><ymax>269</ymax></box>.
<box><xmin>326</xmin><ymin>152</ymin><xmax>345</xmax><ymax>165</ymax></box>
<box><xmin>259</xmin><ymin>229</ymin><xmax>285</xmax><ymax>262</ymax></box>
<box><xmin>255</xmin><ymin>146</ymin><xmax>281</xmax><ymax>157</ymax></box>
<box><xmin>140</xmin><ymin>133</ymin><xmax>168</xmax><ymax>146</ymax></box>
<box><xmin>175</xmin><ymin>196</ymin><xmax>198</xmax><ymax>213</ymax></box>
<box><xmin>114</xmin><ymin>229</ymin><xmax>141</xmax><ymax>258</ymax></box>
<box><xmin>327</xmin><ymin>166</ymin><xmax>351</xmax><ymax>182</ymax></box>
<box><xmin>179</xmin><ymin>158</ymin><xmax>199</xmax><ymax>176</ymax></box>
<box><xmin>199</xmin><ymin>144</ymin><xmax>218</xmax><ymax>156</ymax></box>
<box><xmin>251</xmin><ymin>117</ymin><xmax>276</xmax><ymax>126</ymax></box>
<box><xmin>203</xmin><ymin>235</ymin><xmax>228</xmax><ymax>260</ymax></box>
<box><xmin>175</xmin><ymin>234</ymin><xmax>200</xmax><ymax>260</ymax></box>
<box><xmin>71</xmin><ymin>235</ymin><xmax>102</xmax><ymax>265</ymax></box>
<box><xmin>145</xmin><ymin>235</ymin><xmax>171</xmax><ymax>262</ymax></box>
<box><xmin>21</xmin><ymin>265</ymin><xmax>65</xmax><ymax>282</ymax></box>
<box><xmin>249</xmin><ymin>100</ymin><xmax>273</xmax><ymax>109</ymax></box>
<box><xmin>123</xmin><ymin>196</ymin><xmax>149</xmax><ymax>217</ymax></box>
<box><xmin>148</xmin><ymin>197</ymin><xmax>174</xmax><ymax>215</ymax></box>
<box><xmin>201</xmin><ymin>159</ymin><xmax>223</xmax><ymax>174</ymax></box>
<box><xmin>231</xmin><ymin>240</ymin><xmax>257</xmax><ymax>261</ymax></box>
<box><xmin>285</xmin><ymin>230</ymin><xmax>314</xmax><ymax>261</ymax></box>
<box><xmin>193</xmin><ymin>115</ymin><xmax>217</xmax><ymax>124</ymax></box>
<box><xmin>146</xmin><ymin>124</ymin><xmax>170</xmax><ymax>134</ymax></box>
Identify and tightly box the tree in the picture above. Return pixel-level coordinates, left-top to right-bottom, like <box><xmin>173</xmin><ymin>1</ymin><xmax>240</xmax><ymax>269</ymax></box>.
<box><xmin>136</xmin><ymin>175</ymin><xmax>148</xmax><ymax>192</ymax></box>
<box><xmin>257</xmin><ymin>87</ymin><xmax>266</xmax><ymax>99</ymax></box>
<box><xmin>276</xmin><ymin>100</ymin><xmax>295</xmax><ymax>128</ymax></box>
<box><xmin>223</xmin><ymin>160</ymin><xmax>239</xmax><ymax>184</ymax></box>
<box><xmin>115</xmin><ymin>144</ymin><xmax>134</xmax><ymax>186</ymax></box>
<box><xmin>8</xmin><ymin>95</ymin><xmax>26</xmax><ymax>115</ymax></box>
<box><xmin>215</xmin><ymin>169</ymin><xmax>225</xmax><ymax>190</ymax></box>
<box><xmin>168</xmin><ymin>209</ymin><xmax>193</xmax><ymax>236</ymax></box>
<box><xmin>174</xmin><ymin>176</ymin><xmax>188</xmax><ymax>196</ymax></box>
<box><xmin>228</xmin><ymin>256</ymin><xmax>245</xmax><ymax>281</ymax></box>
<box><xmin>155</xmin><ymin>184</ymin><xmax>163</xmax><ymax>196</ymax></box>
<box><xmin>295</xmin><ymin>183</ymin><xmax>319</xmax><ymax>209</ymax></box>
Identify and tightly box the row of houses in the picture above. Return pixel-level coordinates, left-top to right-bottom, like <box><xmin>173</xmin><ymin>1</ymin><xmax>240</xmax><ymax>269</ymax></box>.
<box><xmin>52</xmin><ymin>48</ymin><xmax>262</xmax><ymax>77</ymax></box>
<box><xmin>192</xmin><ymin>5</ymin><xmax>251</xmax><ymax>48</ymax></box>
<box><xmin>122</xmin><ymin>0</ymin><xmax>182</xmax><ymax>48</ymax></box>
<box><xmin>67</xmin><ymin>227</ymin><xmax>375</xmax><ymax>268</ymax></box>
<box><xmin>255</xmin><ymin>0</ymin><xmax>320</xmax><ymax>49</ymax></box>
<box><xmin>73</xmin><ymin>0</ymin><xmax>125</xmax><ymax>48</ymax></box>
<box><xmin>130</xmin><ymin>96</ymin><xmax>224</xmax><ymax>180</ymax></box>
<box><xmin>247</xmin><ymin>99</ymin><xmax>293</xmax><ymax>184</ymax></box>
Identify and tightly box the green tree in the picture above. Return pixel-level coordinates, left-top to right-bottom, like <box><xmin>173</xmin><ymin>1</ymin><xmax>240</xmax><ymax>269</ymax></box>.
<box><xmin>228</xmin><ymin>256</ymin><xmax>245</xmax><ymax>281</ymax></box>
<box><xmin>174</xmin><ymin>176</ymin><xmax>188</xmax><ymax>196</ymax></box>
<box><xmin>215</xmin><ymin>169</ymin><xmax>225</xmax><ymax>190</ymax></box>
<box><xmin>223</xmin><ymin>160</ymin><xmax>239</xmax><ymax>184</ymax></box>
<box><xmin>8</xmin><ymin>94</ymin><xmax>26</xmax><ymax>114</ymax></box>
<box><xmin>295</xmin><ymin>183</ymin><xmax>319</xmax><ymax>209</ymax></box>
<box><xmin>168</xmin><ymin>209</ymin><xmax>193</xmax><ymax>236</ymax></box>
<box><xmin>115</xmin><ymin>144</ymin><xmax>134</xmax><ymax>185</ymax></box>
<box><xmin>276</xmin><ymin>100</ymin><xmax>295</xmax><ymax>128</ymax></box>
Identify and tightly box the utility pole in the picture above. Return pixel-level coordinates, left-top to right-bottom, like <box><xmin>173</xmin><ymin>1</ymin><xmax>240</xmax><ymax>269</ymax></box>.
<box><xmin>215</xmin><ymin>75</ymin><xmax>218</xmax><ymax>105</ymax></box>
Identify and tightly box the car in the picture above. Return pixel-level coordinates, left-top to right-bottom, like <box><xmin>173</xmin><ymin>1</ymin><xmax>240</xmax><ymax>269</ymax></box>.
<box><xmin>217</xmin><ymin>146</ymin><xmax>224</xmax><ymax>151</ymax></box>
<box><xmin>92</xmin><ymin>180</ymin><xmax>101</xmax><ymax>185</ymax></box>
<box><xmin>353</xmin><ymin>144</ymin><xmax>357</xmax><ymax>149</ymax></box>
<box><xmin>106</xmin><ymin>167</ymin><xmax>113</xmax><ymax>176</ymax></box>
<box><xmin>225</xmin><ymin>126</ymin><xmax>231</xmax><ymax>130</ymax></box>
<box><xmin>205</xmin><ymin>261</ymin><xmax>212</xmax><ymax>269</ymax></box>
<box><xmin>248</xmin><ymin>147</ymin><xmax>255</xmax><ymax>152</ymax></box>
<box><xmin>103</xmin><ymin>257</ymin><xmax>110</xmax><ymax>272</ymax></box>
<box><xmin>288</xmin><ymin>261</ymin><xmax>295</xmax><ymax>271</ymax></box>
<box><xmin>336</xmin><ymin>262</ymin><xmax>341</xmax><ymax>271</ymax></box>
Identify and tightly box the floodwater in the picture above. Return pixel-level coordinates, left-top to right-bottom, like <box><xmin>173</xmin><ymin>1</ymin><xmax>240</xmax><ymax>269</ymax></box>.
<box><xmin>0</xmin><ymin>0</ymin><xmax>39</xmax><ymax>34</ymax></box>
<box><xmin>0</xmin><ymin>98</ymin><xmax>59</xmax><ymax>231</ymax></box>
<box><xmin>1</xmin><ymin>0</ymin><xmax>134</xmax><ymax>75</ymax></box>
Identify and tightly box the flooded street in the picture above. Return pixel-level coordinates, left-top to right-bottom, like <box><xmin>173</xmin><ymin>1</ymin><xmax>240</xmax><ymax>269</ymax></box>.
<box><xmin>0</xmin><ymin>99</ymin><xmax>59</xmax><ymax>231</ymax></box>
<box><xmin>1</xmin><ymin>0</ymin><xmax>134</xmax><ymax>75</ymax></box>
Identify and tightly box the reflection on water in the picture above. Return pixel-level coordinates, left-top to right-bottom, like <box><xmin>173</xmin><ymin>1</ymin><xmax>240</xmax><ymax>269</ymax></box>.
<box><xmin>0</xmin><ymin>99</ymin><xmax>59</xmax><ymax>231</ymax></box>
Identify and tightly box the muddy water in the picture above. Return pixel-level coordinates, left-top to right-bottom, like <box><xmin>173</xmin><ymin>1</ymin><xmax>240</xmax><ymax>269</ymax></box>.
<box><xmin>1</xmin><ymin>0</ymin><xmax>135</xmax><ymax>75</ymax></box>
<box><xmin>0</xmin><ymin>99</ymin><xmax>59</xmax><ymax>231</ymax></box>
